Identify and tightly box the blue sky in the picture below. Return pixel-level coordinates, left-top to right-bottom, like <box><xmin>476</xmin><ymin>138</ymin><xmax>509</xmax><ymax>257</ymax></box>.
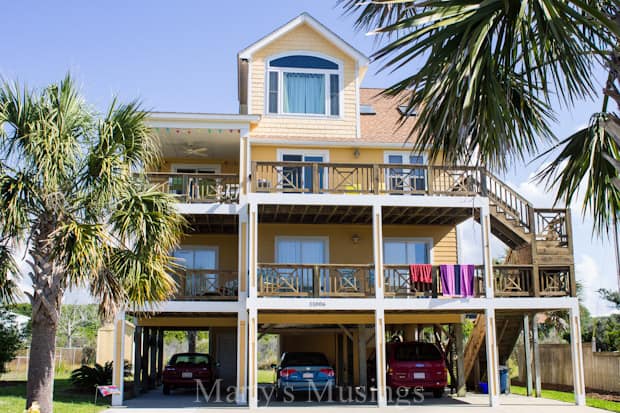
<box><xmin>1</xmin><ymin>1</ymin><xmax>616</xmax><ymax>315</ymax></box>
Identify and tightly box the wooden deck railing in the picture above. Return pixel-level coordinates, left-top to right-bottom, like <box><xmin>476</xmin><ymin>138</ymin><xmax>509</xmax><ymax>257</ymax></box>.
<box><xmin>383</xmin><ymin>265</ymin><xmax>485</xmax><ymax>298</ymax></box>
<box><xmin>174</xmin><ymin>269</ymin><xmax>238</xmax><ymax>300</ymax></box>
<box><xmin>252</xmin><ymin>161</ymin><xmax>483</xmax><ymax>196</ymax></box>
<box><xmin>257</xmin><ymin>264</ymin><xmax>374</xmax><ymax>298</ymax></box>
<box><xmin>493</xmin><ymin>264</ymin><xmax>572</xmax><ymax>297</ymax></box>
<box><xmin>146</xmin><ymin>172</ymin><xmax>239</xmax><ymax>203</ymax></box>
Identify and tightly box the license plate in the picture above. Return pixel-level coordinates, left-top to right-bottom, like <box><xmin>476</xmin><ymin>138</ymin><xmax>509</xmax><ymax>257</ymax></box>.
<box><xmin>182</xmin><ymin>372</ymin><xmax>193</xmax><ymax>378</ymax></box>
<box><xmin>413</xmin><ymin>372</ymin><xmax>425</xmax><ymax>379</ymax></box>
<box><xmin>303</xmin><ymin>372</ymin><xmax>314</xmax><ymax>379</ymax></box>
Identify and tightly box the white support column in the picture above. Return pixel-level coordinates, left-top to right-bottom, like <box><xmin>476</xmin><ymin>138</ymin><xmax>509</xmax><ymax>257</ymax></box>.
<box><xmin>569</xmin><ymin>305</ymin><xmax>586</xmax><ymax>406</ymax></box>
<box><xmin>372</xmin><ymin>204</ymin><xmax>384</xmax><ymax>300</ymax></box>
<box><xmin>522</xmin><ymin>314</ymin><xmax>533</xmax><ymax>396</ymax></box>
<box><xmin>248</xmin><ymin>203</ymin><xmax>258</xmax><ymax>300</ymax></box>
<box><xmin>480</xmin><ymin>204</ymin><xmax>495</xmax><ymax>298</ymax></box>
<box><xmin>111</xmin><ymin>311</ymin><xmax>126</xmax><ymax>406</ymax></box>
<box><xmin>239</xmin><ymin>128</ymin><xmax>249</xmax><ymax>199</ymax></box>
<box><xmin>454</xmin><ymin>317</ymin><xmax>466</xmax><ymax>397</ymax></box>
<box><xmin>484</xmin><ymin>308</ymin><xmax>500</xmax><ymax>407</ymax></box>
<box><xmin>374</xmin><ymin>308</ymin><xmax>387</xmax><ymax>407</ymax></box>
<box><xmin>532</xmin><ymin>314</ymin><xmax>542</xmax><ymax>397</ymax></box>
<box><xmin>238</xmin><ymin>209</ymin><xmax>249</xmax><ymax>300</ymax></box>
<box><xmin>236</xmin><ymin>310</ymin><xmax>248</xmax><ymax>405</ymax></box>
<box><xmin>248</xmin><ymin>307</ymin><xmax>258</xmax><ymax>409</ymax></box>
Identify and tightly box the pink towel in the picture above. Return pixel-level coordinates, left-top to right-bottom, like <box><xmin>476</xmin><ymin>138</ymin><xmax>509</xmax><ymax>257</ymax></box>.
<box><xmin>409</xmin><ymin>264</ymin><xmax>432</xmax><ymax>283</ymax></box>
<box><xmin>460</xmin><ymin>264</ymin><xmax>475</xmax><ymax>297</ymax></box>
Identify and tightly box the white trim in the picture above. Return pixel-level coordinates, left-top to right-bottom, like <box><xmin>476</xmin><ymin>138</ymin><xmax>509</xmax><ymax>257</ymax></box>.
<box><xmin>247</xmin><ymin>59</ymin><xmax>253</xmax><ymax>114</ymax></box>
<box><xmin>148</xmin><ymin>120</ymin><xmax>255</xmax><ymax>131</ymax></box>
<box><xmin>171</xmin><ymin>163</ymin><xmax>222</xmax><ymax>173</ymax></box>
<box><xmin>238</xmin><ymin>13</ymin><xmax>369</xmax><ymax>66</ymax></box>
<box><xmin>265</xmin><ymin>51</ymin><xmax>343</xmax><ymax>119</ymax></box>
<box><xmin>274</xmin><ymin>236</ymin><xmax>330</xmax><ymax>264</ymax></box>
<box><xmin>383</xmin><ymin>237</ymin><xmax>434</xmax><ymax>265</ymax></box>
<box><xmin>383</xmin><ymin>150</ymin><xmax>428</xmax><ymax>164</ymax></box>
<box><xmin>355</xmin><ymin>62</ymin><xmax>361</xmax><ymax>139</ymax></box>
<box><xmin>248</xmin><ymin>138</ymin><xmax>413</xmax><ymax>148</ymax></box>
<box><xmin>147</xmin><ymin>112</ymin><xmax>259</xmax><ymax>123</ymax></box>
<box><xmin>276</xmin><ymin>148</ymin><xmax>330</xmax><ymax>162</ymax></box>
<box><xmin>173</xmin><ymin>202</ymin><xmax>242</xmax><ymax>215</ymax></box>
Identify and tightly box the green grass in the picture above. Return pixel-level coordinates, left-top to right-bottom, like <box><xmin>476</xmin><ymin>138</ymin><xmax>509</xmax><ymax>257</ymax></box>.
<box><xmin>258</xmin><ymin>369</ymin><xmax>275</xmax><ymax>384</ymax></box>
<box><xmin>511</xmin><ymin>385</ymin><xmax>620</xmax><ymax>413</ymax></box>
<box><xmin>0</xmin><ymin>379</ymin><xmax>110</xmax><ymax>413</ymax></box>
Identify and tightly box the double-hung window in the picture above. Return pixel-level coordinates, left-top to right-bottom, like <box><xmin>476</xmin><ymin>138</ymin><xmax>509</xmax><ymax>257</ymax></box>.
<box><xmin>267</xmin><ymin>54</ymin><xmax>341</xmax><ymax>116</ymax></box>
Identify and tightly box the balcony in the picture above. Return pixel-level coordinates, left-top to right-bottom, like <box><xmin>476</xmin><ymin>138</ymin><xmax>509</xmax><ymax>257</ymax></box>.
<box><xmin>256</xmin><ymin>263</ymin><xmax>573</xmax><ymax>299</ymax></box>
<box><xmin>252</xmin><ymin>161</ymin><xmax>482</xmax><ymax>195</ymax></box>
<box><xmin>174</xmin><ymin>269</ymin><xmax>238</xmax><ymax>300</ymax></box>
<box><xmin>147</xmin><ymin>172</ymin><xmax>240</xmax><ymax>203</ymax></box>
<box><xmin>493</xmin><ymin>265</ymin><xmax>572</xmax><ymax>297</ymax></box>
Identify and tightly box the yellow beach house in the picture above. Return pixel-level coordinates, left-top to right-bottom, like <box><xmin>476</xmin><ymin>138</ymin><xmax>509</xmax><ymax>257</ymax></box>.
<box><xmin>108</xmin><ymin>13</ymin><xmax>584</xmax><ymax>409</ymax></box>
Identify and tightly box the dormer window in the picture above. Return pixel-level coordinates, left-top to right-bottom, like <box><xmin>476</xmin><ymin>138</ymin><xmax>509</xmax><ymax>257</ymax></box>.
<box><xmin>267</xmin><ymin>54</ymin><xmax>341</xmax><ymax>116</ymax></box>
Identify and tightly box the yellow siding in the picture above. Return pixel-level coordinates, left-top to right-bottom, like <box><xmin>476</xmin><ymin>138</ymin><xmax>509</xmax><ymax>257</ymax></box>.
<box><xmin>249</xmin><ymin>24</ymin><xmax>358</xmax><ymax>139</ymax></box>
<box><xmin>159</xmin><ymin>157</ymin><xmax>239</xmax><ymax>174</ymax></box>
<box><xmin>280</xmin><ymin>333</ymin><xmax>337</xmax><ymax>368</ymax></box>
<box><xmin>180</xmin><ymin>234</ymin><xmax>239</xmax><ymax>270</ymax></box>
<box><xmin>258</xmin><ymin>224</ymin><xmax>457</xmax><ymax>264</ymax></box>
<box><xmin>251</xmin><ymin>145</ymin><xmax>388</xmax><ymax>164</ymax></box>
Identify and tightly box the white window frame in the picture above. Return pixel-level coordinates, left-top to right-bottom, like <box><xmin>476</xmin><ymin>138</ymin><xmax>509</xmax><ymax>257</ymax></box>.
<box><xmin>276</xmin><ymin>148</ymin><xmax>330</xmax><ymax>191</ymax></box>
<box><xmin>384</xmin><ymin>151</ymin><xmax>428</xmax><ymax>192</ymax></box>
<box><xmin>265</xmin><ymin>51</ymin><xmax>343</xmax><ymax>119</ymax></box>
<box><xmin>383</xmin><ymin>237</ymin><xmax>434</xmax><ymax>264</ymax></box>
<box><xmin>274</xmin><ymin>236</ymin><xmax>330</xmax><ymax>264</ymax></box>
<box><xmin>174</xmin><ymin>245</ymin><xmax>219</xmax><ymax>269</ymax></box>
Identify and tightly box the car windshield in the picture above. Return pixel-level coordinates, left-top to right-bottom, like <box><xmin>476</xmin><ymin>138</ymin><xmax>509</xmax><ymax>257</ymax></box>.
<box><xmin>282</xmin><ymin>352</ymin><xmax>329</xmax><ymax>367</ymax></box>
<box><xmin>169</xmin><ymin>354</ymin><xmax>211</xmax><ymax>366</ymax></box>
<box><xmin>393</xmin><ymin>343</ymin><xmax>442</xmax><ymax>361</ymax></box>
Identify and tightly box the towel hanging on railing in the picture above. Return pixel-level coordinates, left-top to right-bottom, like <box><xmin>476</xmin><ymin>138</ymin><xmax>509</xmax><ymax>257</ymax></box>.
<box><xmin>440</xmin><ymin>265</ymin><xmax>455</xmax><ymax>296</ymax></box>
<box><xmin>409</xmin><ymin>264</ymin><xmax>432</xmax><ymax>284</ymax></box>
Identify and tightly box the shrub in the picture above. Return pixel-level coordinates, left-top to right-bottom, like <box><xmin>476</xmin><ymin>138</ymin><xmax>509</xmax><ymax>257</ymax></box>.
<box><xmin>70</xmin><ymin>361</ymin><xmax>131</xmax><ymax>389</ymax></box>
<box><xmin>0</xmin><ymin>309</ymin><xmax>25</xmax><ymax>374</ymax></box>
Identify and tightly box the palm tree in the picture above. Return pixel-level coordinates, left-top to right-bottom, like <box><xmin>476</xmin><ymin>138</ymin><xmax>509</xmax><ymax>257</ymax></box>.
<box><xmin>0</xmin><ymin>75</ymin><xmax>185</xmax><ymax>412</ymax></box>
<box><xmin>339</xmin><ymin>0</ymin><xmax>619</xmax><ymax>222</ymax></box>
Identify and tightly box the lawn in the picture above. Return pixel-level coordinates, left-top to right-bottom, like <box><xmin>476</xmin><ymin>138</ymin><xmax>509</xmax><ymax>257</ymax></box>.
<box><xmin>258</xmin><ymin>369</ymin><xmax>275</xmax><ymax>384</ymax></box>
<box><xmin>511</xmin><ymin>385</ymin><xmax>620</xmax><ymax>413</ymax></box>
<box><xmin>0</xmin><ymin>378</ymin><xmax>110</xmax><ymax>413</ymax></box>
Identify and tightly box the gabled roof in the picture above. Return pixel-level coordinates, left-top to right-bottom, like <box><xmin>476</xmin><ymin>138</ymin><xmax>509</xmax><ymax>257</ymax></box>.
<box><xmin>238</xmin><ymin>12</ymin><xmax>369</xmax><ymax>66</ymax></box>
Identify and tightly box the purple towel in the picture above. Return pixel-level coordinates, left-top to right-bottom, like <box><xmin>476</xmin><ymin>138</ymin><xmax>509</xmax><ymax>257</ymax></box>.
<box><xmin>440</xmin><ymin>265</ymin><xmax>455</xmax><ymax>296</ymax></box>
<box><xmin>460</xmin><ymin>264</ymin><xmax>475</xmax><ymax>297</ymax></box>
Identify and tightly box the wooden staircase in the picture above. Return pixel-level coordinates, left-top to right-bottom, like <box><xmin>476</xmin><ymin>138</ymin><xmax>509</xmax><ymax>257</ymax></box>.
<box><xmin>463</xmin><ymin>171</ymin><xmax>576</xmax><ymax>386</ymax></box>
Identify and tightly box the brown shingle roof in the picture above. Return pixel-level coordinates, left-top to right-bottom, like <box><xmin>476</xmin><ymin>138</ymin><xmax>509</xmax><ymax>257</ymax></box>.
<box><xmin>359</xmin><ymin>88</ymin><xmax>417</xmax><ymax>143</ymax></box>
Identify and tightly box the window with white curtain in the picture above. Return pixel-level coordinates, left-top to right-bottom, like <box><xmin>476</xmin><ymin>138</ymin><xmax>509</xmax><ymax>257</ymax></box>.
<box><xmin>267</xmin><ymin>54</ymin><xmax>341</xmax><ymax>116</ymax></box>
<box><xmin>276</xmin><ymin>237</ymin><xmax>327</xmax><ymax>264</ymax></box>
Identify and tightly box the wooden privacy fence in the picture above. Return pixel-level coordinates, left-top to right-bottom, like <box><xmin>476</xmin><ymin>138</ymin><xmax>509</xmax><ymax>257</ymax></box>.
<box><xmin>515</xmin><ymin>343</ymin><xmax>620</xmax><ymax>393</ymax></box>
<box><xmin>2</xmin><ymin>347</ymin><xmax>84</xmax><ymax>380</ymax></box>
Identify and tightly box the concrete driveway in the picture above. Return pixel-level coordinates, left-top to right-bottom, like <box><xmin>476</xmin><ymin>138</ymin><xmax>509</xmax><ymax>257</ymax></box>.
<box><xmin>105</xmin><ymin>387</ymin><xmax>601</xmax><ymax>412</ymax></box>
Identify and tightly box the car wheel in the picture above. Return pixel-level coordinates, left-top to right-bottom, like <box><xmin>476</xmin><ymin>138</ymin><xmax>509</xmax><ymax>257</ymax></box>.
<box><xmin>163</xmin><ymin>384</ymin><xmax>171</xmax><ymax>395</ymax></box>
<box><xmin>433</xmin><ymin>389</ymin><xmax>443</xmax><ymax>398</ymax></box>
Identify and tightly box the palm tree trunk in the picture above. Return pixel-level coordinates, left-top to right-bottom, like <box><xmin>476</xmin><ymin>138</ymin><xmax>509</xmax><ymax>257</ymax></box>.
<box><xmin>26</xmin><ymin>222</ymin><xmax>63</xmax><ymax>413</ymax></box>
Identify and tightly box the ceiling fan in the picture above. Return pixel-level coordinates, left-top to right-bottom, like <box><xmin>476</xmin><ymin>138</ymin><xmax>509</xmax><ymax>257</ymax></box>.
<box><xmin>184</xmin><ymin>144</ymin><xmax>208</xmax><ymax>156</ymax></box>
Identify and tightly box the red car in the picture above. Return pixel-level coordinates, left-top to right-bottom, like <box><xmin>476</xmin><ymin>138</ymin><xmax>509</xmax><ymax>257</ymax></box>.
<box><xmin>162</xmin><ymin>352</ymin><xmax>217</xmax><ymax>395</ymax></box>
<box><xmin>369</xmin><ymin>341</ymin><xmax>447</xmax><ymax>398</ymax></box>
<box><xmin>387</xmin><ymin>341</ymin><xmax>447</xmax><ymax>398</ymax></box>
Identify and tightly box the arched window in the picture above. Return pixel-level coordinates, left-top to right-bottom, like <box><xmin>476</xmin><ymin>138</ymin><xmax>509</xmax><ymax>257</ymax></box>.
<box><xmin>266</xmin><ymin>54</ymin><xmax>341</xmax><ymax>116</ymax></box>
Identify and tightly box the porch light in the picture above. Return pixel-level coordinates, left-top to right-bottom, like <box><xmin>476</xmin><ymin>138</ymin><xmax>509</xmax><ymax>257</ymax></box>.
<box><xmin>353</xmin><ymin>148</ymin><xmax>360</xmax><ymax>158</ymax></box>
<box><xmin>351</xmin><ymin>234</ymin><xmax>361</xmax><ymax>244</ymax></box>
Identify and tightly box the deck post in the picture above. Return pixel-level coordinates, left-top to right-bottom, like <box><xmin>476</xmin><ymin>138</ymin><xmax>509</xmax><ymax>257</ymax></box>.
<box><xmin>532</xmin><ymin>314</ymin><xmax>542</xmax><ymax>397</ymax></box>
<box><xmin>133</xmin><ymin>326</ymin><xmax>142</xmax><ymax>394</ymax></box>
<box><xmin>484</xmin><ymin>308</ymin><xmax>500</xmax><ymax>407</ymax></box>
<box><xmin>358</xmin><ymin>326</ymin><xmax>368</xmax><ymax>388</ymax></box>
<box><xmin>454</xmin><ymin>319</ymin><xmax>466</xmax><ymax>397</ymax></box>
<box><xmin>112</xmin><ymin>311</ymin><xmax>126</xmax><ymax>406</ymax></box>
<box><xmin>522</xmin><ymin>314</ymin><xmax>533</xmax><ymax>396</ymax></box>
<box><xmin>236</xmin><ymin>310</ymin><xmax>248</xmax><ymax>405</ymax></box>
<box><xmin>141</xmin><ymin>327</ymin><xmax>149</xmax><ymax>392</ymax></box>
<box><xmin>480</xmin><ymin>204</ymin><xmax>495</xmax><ymax>298</ymax></box>
<box><xmin>157</xmin><ymin>329</ymin><xmax>164</xmax><ymax>386</ymax></box>
<box><xmin>569</xmin><ymin>305</ymin><xmax>586</xmax><ymax>405</ymax></box>
<box><xmin>372</xmin><ymin>205</ymin><xmax>384</xmax><ymax>300</ymax></box>
<box><xmin>248</xmin><ymin>307</ymin><xmax>258</xmax><ymax>409</ymax></box>
<box><xmin>149</xmin><ymin>327</ymin><xmax>157</xmax><ymax>389</ymax></box>
<box><xmin>248</xmin><ymin>203</ymin><xmax>258</xmax><ymax>299</ymax></box>
<box><xmin>374</xmin><ymin>308</ymin><xmax>387</xmax><ymax>407</ymax></box>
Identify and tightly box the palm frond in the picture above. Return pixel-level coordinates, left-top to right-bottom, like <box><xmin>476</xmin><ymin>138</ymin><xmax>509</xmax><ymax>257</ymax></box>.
<box><xmin>340</xmin><ymin>0</ymin><xmax>616</xmax><ymax>170</ymax></box>
<box><xmin>537</xmin><ymin>113</ymin><xmax>620</xmax><ymax>234</ymax></box>
<box><xmin>0</xmin><ymin>244</ymin><xmax>20</xmax><ymax>304</ymax></box>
